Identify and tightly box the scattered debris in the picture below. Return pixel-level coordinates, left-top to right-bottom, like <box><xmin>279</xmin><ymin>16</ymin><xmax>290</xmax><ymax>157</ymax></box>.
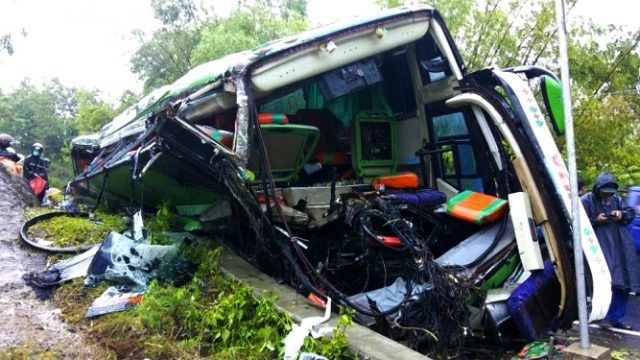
<box><xmin>514</xmin><ymin>338</ymin><xmax>565</xmax><ymax>359</ymax></box>
<box><xmin>23</xmin><ymin>245</ymin><xmax>99</xmax><ymax>299</ymax></box>
<box><xmin>23</xmin><ymin>211</ymin><xmax>196</xmax><ymax>317</ymax></box>
<box><xmin>284</xmin><ymin>298</ymin><xmax>333</xmax><ymax>360</ymax></box>
<box><xmin>85</xmin><ymin>286</ymin><xmax>144</xmax><ymax>318</ymax></box>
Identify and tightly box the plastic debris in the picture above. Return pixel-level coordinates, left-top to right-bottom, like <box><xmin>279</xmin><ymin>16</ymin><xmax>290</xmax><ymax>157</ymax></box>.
<box><xmin>348</xmin><ymin>278</ymin><xmax>431</xmax><ymax>326</ymax></box>
<box><xmin>514</xmin><ymin>338</ymin><xmax>565</xmax><ymax>359</ymax></box>
<box><xmin>298</xmin><ymin>353</ymin><xmax>329</xmax><ymax>360</ymax></box>
<box><xmin>85</xmin><ymin>286</ymin><xmax>144</xmax><ymax>318</ymax></box>
<box><xmin>23</xmin><ymin>245</ymin><xmax>100</xmax><ymax>299</ymax></box>
<box><xmin>283</xmin><ymin>297</ymin><xmax>334</xmax><ymax>360</ymax></box>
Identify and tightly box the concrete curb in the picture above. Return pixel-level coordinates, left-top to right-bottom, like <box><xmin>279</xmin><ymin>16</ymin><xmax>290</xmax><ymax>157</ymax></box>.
<box><xmin>218</xmin><ymin>246</ymin><xmax>428</xmax><ymax>360</ymax></box>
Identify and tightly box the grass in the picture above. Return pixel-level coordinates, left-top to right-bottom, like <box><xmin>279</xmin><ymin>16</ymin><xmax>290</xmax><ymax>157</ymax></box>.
<box><xmin>26</xmin><ymin>211</ymin><xmax>127</xmax><ymax>247</ymax></box>
<box><xmin>612</xmin><ymin>348</ymin><xmax>640</xmax><ymax>360</ymax></box>
<box><xmin>28</xmin><ymin>203</ymin><xmax>354</xmax><ymax>359</ymax></box>
<box><xmin>0</xmin><ymin>346</ymin><xmax>60</xmax><ymax>360</ymax></box>
<box><xmin>51</xmin><ymin>241</ymin><xmax>355</xmax><ymax>359</ymax></box>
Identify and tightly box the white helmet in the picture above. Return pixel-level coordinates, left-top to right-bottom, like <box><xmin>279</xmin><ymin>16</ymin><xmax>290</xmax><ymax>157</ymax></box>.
<box><xmin>0</xmin><ymin>133</ymin><xmax>14</xmax><ymax>148</ymax></box>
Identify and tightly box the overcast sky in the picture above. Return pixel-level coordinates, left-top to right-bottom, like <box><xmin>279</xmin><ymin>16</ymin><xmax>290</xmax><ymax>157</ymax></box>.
<box><xmin>0</xmin><ymin>0</ymin><xmax>637</xmax><ymax>102</ymax></box>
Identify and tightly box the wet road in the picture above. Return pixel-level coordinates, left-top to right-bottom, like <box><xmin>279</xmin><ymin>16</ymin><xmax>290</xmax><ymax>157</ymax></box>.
<box><xmin>0</xmin><ymin>169</ymin><xmax>98</xmax><ymax>357</ymax></box>
<box><xmin>567</xmin><ymin>290</ymin><xmax>640</xmax><ymax>354</ymax></box>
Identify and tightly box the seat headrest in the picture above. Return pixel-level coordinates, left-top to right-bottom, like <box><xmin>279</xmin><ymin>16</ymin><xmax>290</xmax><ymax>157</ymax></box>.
<box><xmin>258</xmin><ymin>113</ymin><xmax>289</xmax><ymax>125</ymax></box>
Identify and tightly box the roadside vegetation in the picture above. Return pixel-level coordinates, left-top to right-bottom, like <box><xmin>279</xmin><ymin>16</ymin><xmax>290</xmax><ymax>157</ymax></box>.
<box><xmin>25</xmin><ymin>209</ymin><xmax>354</xmax><ymax>359</ymax></box>
<box><xmin>26</xmin><ymin>210</ymin><xmax>127</xmax><ymax>247</ymax></box>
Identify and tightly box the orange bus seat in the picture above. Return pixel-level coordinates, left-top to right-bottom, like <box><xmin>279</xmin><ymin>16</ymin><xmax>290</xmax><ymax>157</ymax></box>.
<box><xmin>447</xmin><ymin>190</ymin><xmax>508</xmax><ymax>224</ymax></box>
<box><xmin>372</xmin><ymin>172</ymin><xmax>419</xmax><ymax>189</ymax></box>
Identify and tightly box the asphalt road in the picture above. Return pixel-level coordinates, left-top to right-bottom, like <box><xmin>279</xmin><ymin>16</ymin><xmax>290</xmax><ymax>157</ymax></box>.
<box><xmin>569</xmin><ymin>295</ymin><xmax>640</xmax><ymax>353</ymax></box>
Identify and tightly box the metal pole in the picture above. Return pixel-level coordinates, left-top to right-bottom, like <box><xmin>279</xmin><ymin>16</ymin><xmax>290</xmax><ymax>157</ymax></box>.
<box><xmin>555</xmin><ymin>0</ymin><xmax>590</xmax><ymax>348</ymax></box>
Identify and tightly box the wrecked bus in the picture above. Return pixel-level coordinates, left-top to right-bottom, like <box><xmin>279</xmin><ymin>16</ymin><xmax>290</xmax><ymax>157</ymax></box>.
<box><xmin>70</xmin><ymin>5</ymin><xmax>611</xmax><ymax>354</ymax></box>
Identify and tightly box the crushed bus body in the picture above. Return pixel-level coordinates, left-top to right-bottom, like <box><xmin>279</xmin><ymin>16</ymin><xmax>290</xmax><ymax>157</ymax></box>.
<box><xmin>69</xmin><ymin>5</ymin><xmax>611</xmax><ymax>355</ymax></box>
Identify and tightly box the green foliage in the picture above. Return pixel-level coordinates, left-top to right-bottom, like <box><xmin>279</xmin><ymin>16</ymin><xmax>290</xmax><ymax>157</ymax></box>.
<box><xmin>611</xmin><ymin>348</ymin><xmax>640</xmax><ymax>360</ymax></box>
<box><xmin>52</xmin><ymin>244</ymin><xmax>357</xmax><ymax>359</ymax></box>
<box><xmin>0</xmin><ymin>79</ymin><xmax>134</xmax><ymax>187</ymax></box>
<box><xmin>0</xmin><ymin>33</ymin><xmax>14</xmax><ymax>55</ymax></box>
<box><xmin>74</xmin><ymin>89</ymin><xmax>117</xmax><ymax>134</ymax></box>
<box><xmin>150</xmin><ymin>200</ymin><xmax>173</xmax><ymax>232</ymax></box>
<box><xmin>131</xmin><ymin>0</ymin><xmax>309</xmax><ymax>92</ymax></box>
<box><xmin>114</xmin><ymin>90</ymin><xmax>141</xmax><ymax>113</ymax></box>
<box><xmin>151</xmin><ymin>0</ymin><xmax>198</xmax><ymax>29</ymax></box>
<box><xmin>27</xmin><ymin>211</ymin><xmax>127</xmax><ymax>247</ymax></box>
<box><xmin>190</xmin><ymin>4</ymin><xmax>307</xmax><ymax>66</ymax></box>
<box><xmin>0</xmin><ymin>80</ymin><xmax>72</xmax><ymax>156</ymax></box>
<box><xmin>572</xmin><ymin>94</ymin><xmax>640</xmax><ymax>187</ymax></box>
<box><xmin>302</xmin><ymin>306</ymin><xmax>357</xmax><ymax>360</ymax></box>
<box><xmin>146</xmin><ymin>201</ymin><xmax>177</xmax><ymax>246</ymax></box>
<box><xmin>130</xmin><ymin>28</ymin><xmax>201</xmax><ymax>92</ymax></box>
<box><xmin>130</xmin><ymin>0</ymin><xmax>202</xmax><ymax>92</ymax></box>
<box><xmin>136</xmin><ymin>246</ymin><xmax>293</xmax><ymax>359</ymax></box>
<box><xmin>0</xmin><ymin>345</ymin><xmax>61</xmax><ymax>360</ymax></box>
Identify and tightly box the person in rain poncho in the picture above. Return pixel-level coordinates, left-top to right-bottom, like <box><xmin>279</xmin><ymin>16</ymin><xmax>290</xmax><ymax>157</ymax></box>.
<box><xmin>581</xmin><ymin>172</ymin><xmax>640</xmax><ymax>330</ymax></box>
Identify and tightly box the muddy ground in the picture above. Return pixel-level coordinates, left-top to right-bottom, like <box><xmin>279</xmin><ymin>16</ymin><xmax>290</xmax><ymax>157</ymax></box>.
<box><xmin>0</xmin><ymin>168</ymin><xmax>100</xmax><ymax>358</ymax></box>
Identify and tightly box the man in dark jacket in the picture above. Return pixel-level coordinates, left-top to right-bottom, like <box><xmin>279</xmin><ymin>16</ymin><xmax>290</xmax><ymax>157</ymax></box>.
<box><xmin>23</xmin><ymin>143</ymin><xmax>50</xmax><ymax>202</ymax></box>
<box><xmin>581</xmin><ymin>172</ymin><xmax>640</xmax><ymax>330</ymax></box>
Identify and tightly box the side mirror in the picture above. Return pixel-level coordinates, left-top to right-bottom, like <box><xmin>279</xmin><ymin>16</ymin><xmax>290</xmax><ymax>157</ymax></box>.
<box><xmin>540</xmin><ymin>75</ymin><xmax>565</xmax><ymax>136</ymax></box>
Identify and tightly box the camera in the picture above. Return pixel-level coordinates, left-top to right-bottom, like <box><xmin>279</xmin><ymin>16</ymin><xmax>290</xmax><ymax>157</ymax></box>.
<box><xmin>604</xmin><ymin>212</ymin><xmax>617</xmax><ymax>219</ymax></box>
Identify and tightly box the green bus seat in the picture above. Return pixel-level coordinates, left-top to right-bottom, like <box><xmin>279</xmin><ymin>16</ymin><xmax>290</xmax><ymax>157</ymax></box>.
<box><xmin>352</xmin><ymin>111</ymin><xmax>397</xmax><ymax>179</ymax></box>
<box><xmin>248</xmin><ymin>123</ymin><xmax>320</xmax><ymax>184</ymax></box>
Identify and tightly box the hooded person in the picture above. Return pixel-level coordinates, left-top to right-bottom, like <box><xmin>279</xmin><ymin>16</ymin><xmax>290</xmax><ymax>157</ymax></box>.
<box><xmin>581</xmin><ymin>171</ymin><xmax>640</xmax><ymax>330</ymax></box>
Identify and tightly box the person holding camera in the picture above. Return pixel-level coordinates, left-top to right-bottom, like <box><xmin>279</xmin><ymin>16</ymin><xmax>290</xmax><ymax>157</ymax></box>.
<box><xmin>581</xmin><ymin>171</ymin><xmax>640</xmax><ymax>330</ymax></box>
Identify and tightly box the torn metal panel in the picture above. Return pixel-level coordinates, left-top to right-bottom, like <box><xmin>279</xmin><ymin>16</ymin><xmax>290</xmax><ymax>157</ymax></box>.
<box><xmin>85</xmin><ymin>231</ymin><xmax>180</xmax><ymax>289</ymax></box>
<box><xmin>233</xmin><ymin>74</ymin><xmax>250</xmax><ymax>163</ymax></box>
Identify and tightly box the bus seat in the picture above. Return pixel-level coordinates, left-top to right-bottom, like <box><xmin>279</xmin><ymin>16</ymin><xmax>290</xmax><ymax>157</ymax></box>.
<box><xmin>258</xmin><ymin>113</ymin><xmax>289</xmax><ymax>125</ymax></box>
<box><xmin>446</xmin><ymin>190</ymin><xmax>508</xmax><ymax>224</ymax></box>
<box><xmin>295</xmin><ymin>109</ymin><xmax>350</xmax><ymax>166</ymax></box>
<box><xmin>352</xmin><ymin>111</ymin><xmax>397</xmax><ymax>179</ymax></box>
<box><xmin>248</xmin><ymin>118</ymin><xmax>320</xmax><ymax>184</ymax></box>
<box><xmin>196</xmin><ymin>125</ymin><xmax>234</xmax><ymax>149</ymax></box>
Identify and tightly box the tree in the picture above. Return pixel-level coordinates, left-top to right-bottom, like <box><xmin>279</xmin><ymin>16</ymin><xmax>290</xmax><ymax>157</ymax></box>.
<box><xmin>115</xmin><ymin>90</ymin><xmax>141</xmax><ymax>113</ymax></box>
<box><xmin>0</xmin><ymin>79</ymin><xmax>82</xmax><ymax>186</ymax></box>
<box><xmin>190</xmin><ymin>2</ymin><xmax>308</xmax><ymax>66</ymax></box>
<box><xmin>131</xmin><ymin>0</ymin><xmax>309</xmax><ymax>92</ymax></box>
<box><xmin>0</xmin><ymin>34</ymin><xmax>14</xmax><ymax>55</ymax></box>
<box><xmin>131</xmin><ymin>28</ymin><xmax>201</xmax><ymax>92</ymax></box>
<box><xmin>131</xmin><ymin>0</ymin><xmax>203</xmax><ymax>92</ymax></box>
<box><xmin>1</xmin><ymin>28</ymin><xmax>27</xmax><ymax>56</ymax></box>
<box><xmin>151</xmin><ymin>0</ymin><xmax>198</xmax><ymax>29</ymax></box>
<box><xmin>74</xmin><ymin>89</ymin><xmax>117</xmax><ymax>134</ymax></box>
